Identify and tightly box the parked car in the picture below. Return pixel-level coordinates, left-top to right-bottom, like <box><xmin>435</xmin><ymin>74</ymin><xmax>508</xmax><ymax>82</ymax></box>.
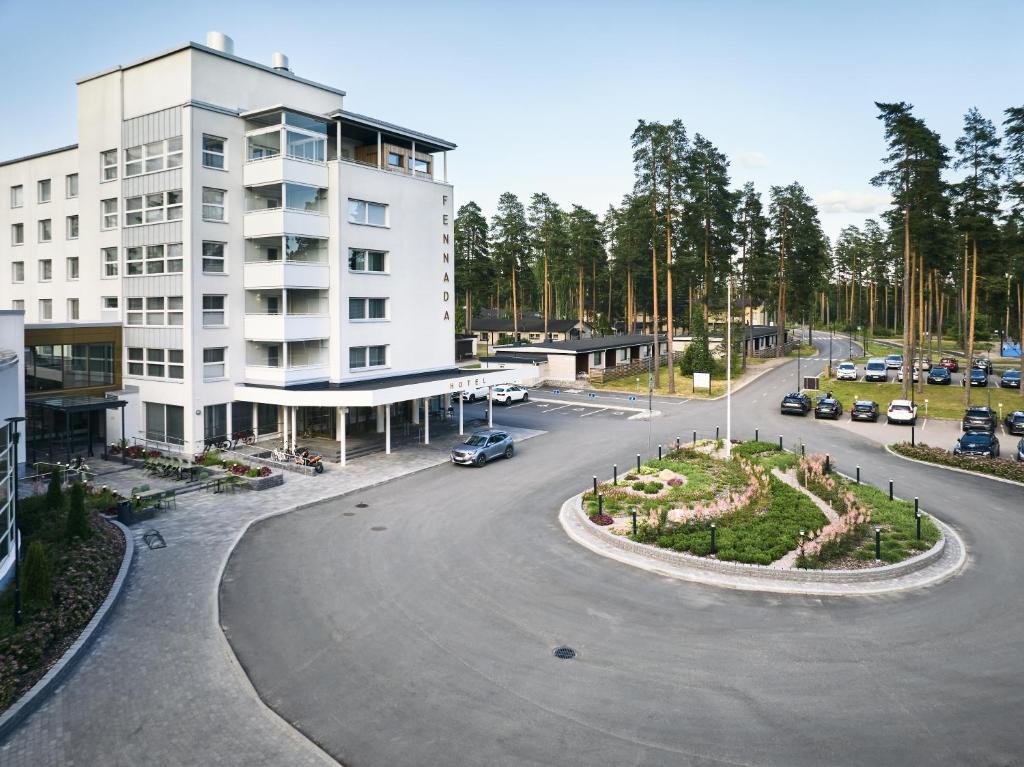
<box><xmin>835</xmin><ymin>362</ymin><xmax>858</xmax><ymax>381</ymax></box>
<box><xmin>865</xmin><ymin>359</ymin><xmax>888</xmax><ymax>382</ymax></box>
<box><xmin>885</xmin><ymin>354</ymin><xmax>903</xmax><ymax>370</ymax></box>
<box><xmin>780</xmin><ymin>392</ymin><xmax>812</xmax><ymax>416</ymax></box>
<box><xmin>962</xmin><ymin>368</ymin><xmax>989</xmax><ymax>387</ymax></box>
<box><xmin>939</xmin><ymin>356</ymin><xmax>960</xmax><ymax>372</ymax></box>
<box><xmin>1003</xmin><ymin>410</ymin><xmax>1024</xmax><ymax>436</ymax></box>
<box><xmin>954</xmin><ymin>431</ymin><xmax>1000</xmax><ymax>458</ymax></box>
<box><xmin>896</xmin><ymin>365</ymin><xmax>920</xmax><ymax>383</ymax></box>
<box><xmin>450</xmin><ymin>430</ymin><xmax>514</xmax><ymax>466</ymax></box>
<box><xmin>814</xmin><ymin>395</ymin><xmax>843</xmax><ymax>419</ymax></box>
<box><xmin>962</xmin><ymin>405</ymin><xmax>996</xmax><ymax>433</ymax></box>
<box><xmin>457</xmin><ymin>385</ymin><xmax>491</xmax><ymax>402</ymax></box>
<box><xmin>850</xmin><ymin>400</ymin><xmax>880</xmax><ymax>422</ymax></box>
<box><xmin>886</xmin><ymin>399</ymin><xmax>918</xmax><ymax>425</ymax></box>
<box><xmin>999</xmin><ymin>369</ymin><xmax>1021</xmax><ymax>389</ymax></box>
<box><xmin>1017</xmin><ymin>437</ymin><xmax>1024</xmax><ymax>462</ymax></box>
<box><xmin>972</xmin><ymin>357</ymin><xmax>994</xmax><ymax>375</ymax></box>
<box><xmin>492</xmin><ymin>384</ymin><xmax>529</xmax><ymax>404</ymax></box>
<box><xmin>927</xmin><ymin>367</ymin><xmax>952</xmax><ymax>385</ymax></box>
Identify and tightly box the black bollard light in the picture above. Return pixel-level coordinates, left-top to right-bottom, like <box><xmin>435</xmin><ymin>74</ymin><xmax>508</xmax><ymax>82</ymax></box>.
<box><xmin>693</xmin><ymin>430</ymin><xmax>697</xmax><ymax>445</ymax></box>
<box><xmin>613</xmin><ymin>464</ymin><xmax>618</xmax><ymax>486</ymax></box>
<box><xmin>778</xmin><ymin>434</ymin><xmax>783</xmax><ymax>449</ymax></box>
<box><xmin>874</xmin><ymin>525</ymin><xmax>882</xmax><ymax>561</ymax></box>
<box><xmin>658</xmin><ymin>444</ymin><xmax>662</xmax><ymax>460</ymax></box>
<box><xmin>593</xmin><ymin>475</ymin><xmax>598</xmax><ymax>496</ymax></box>
<box><xmin>632</xmin><ymin>507</ymin><xmax>638</xmax><ymax>536</ymax></box>
<box><xmin>636</xmin><ymin>453</ymin><xmax>641</xmax><ymax>473</ymax></box>
<box><xmin>716</xmin><ymin>426</ymin><xmax>720</xmax><ymax>441</ymax></box>
<box><xmin>755</xmin><ymin>428</ymin><xmax>759</xmax><ymax>442</ymax></box>
<box><xmin>911</xmin><ymin>425</ymin><xmax>915</xmax><ymax>447</ymax></box>
<box><xmin>856</xmin><ymin>465</ymin><xmax>861</xmax><ymax>484</ymax></box>
<box><xmin>801</xmin><ymin>443</ymin><xmax>805</xmax><ymax>457</ymax></box>
<box><xmin>916</xmin><ymin>510</ymin><xmax>922</xmax><ymax>540</ymax></box>
<box><xmin>825</xmin><ymin>454</ymin><xmax>831</xmax><ymax>473</ymax></box>
<box><xmin>675</xmin><ymin>436</ymin><xmax>680</xmax><ymax>451</ymax></box>
<box><xmin>710</xmin><ymin>522</ymin><xmax>717</xmax><ymax>555</ymax></box>
<box><xmin>889</xmin><ymin>479</ymin><xmax>894</xmax><ymax>500</ymax></box>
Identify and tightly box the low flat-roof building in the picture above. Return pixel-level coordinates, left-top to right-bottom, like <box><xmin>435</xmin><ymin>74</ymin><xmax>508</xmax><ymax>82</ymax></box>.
<box><xmin>469</xmin><ymin>317</ymin><xmax>592</xmax><ymax>349</ymax></box>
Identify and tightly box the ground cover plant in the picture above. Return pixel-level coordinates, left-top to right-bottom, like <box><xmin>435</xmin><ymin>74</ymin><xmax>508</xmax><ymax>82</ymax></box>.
<box><xmin>891</xmin><ymin>442</ymin><xmax>1024</xmax><ymax>484</ymax></box>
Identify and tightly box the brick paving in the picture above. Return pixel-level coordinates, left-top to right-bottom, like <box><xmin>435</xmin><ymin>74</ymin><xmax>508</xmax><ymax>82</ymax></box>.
<box><xmin>0</xmin><ymin>424</ymin><xmax>543</xmax><ymax>766</ymax></box>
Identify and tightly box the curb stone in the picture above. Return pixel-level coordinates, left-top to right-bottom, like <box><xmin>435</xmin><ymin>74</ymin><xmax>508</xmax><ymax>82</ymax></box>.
<box><xmin>884</xmin><ymin>444</ymin><xmax>1024</xmax><ymax>488</ymax></box>
<box><xmin>0</xmin><ymin>519</ymin><xmax>135</xmax><ymax>743</ymax></box>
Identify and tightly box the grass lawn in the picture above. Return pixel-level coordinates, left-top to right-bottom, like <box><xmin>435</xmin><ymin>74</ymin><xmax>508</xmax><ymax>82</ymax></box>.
<box><xmin>591</xmin><ymin>369</ymin><xmax>730</xmax><ymax>398</ymax></box>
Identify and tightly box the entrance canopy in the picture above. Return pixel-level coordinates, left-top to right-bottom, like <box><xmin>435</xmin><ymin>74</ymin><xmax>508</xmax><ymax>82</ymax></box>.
<box><xmin>28</xmin><ymin>394</ymin><xmax>127</xmax><ymax>414</ymax></box>
<box><xmin>233</xmin><ymin>367</ymin><xmax>522</xmax><ymax>409</ymax></box>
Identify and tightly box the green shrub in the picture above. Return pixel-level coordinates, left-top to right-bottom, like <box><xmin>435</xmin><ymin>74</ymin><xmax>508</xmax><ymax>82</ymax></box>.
<box><xmin>632</xmin><ymin>480</ymin><xmax>646</xmax><ymax>491</ymax></box>
<box><xmin>644</xmin><ymin>481</ymin><xmax>663</xmax><ymax>494</ymax></box>
<box><xmin>730</xmin><ymin>440</ymin><xmax>782</xmax><ymax>459</ymax></box>
<box><xmin>65</xmin><ymin>482</ymin><xmax>91</xmax><ymax>540</ymax></box>
<box><xmin>891</xmin><ymin>442</ymin><xmax>1024</xmax><ymax>484</ymax></box>
<box><xmin>23</xmin><ymin>539</ymin><xmax>52</xmax><ymax>605</ymax></box>
<box><xmin>46</xmin><ymin>466</ymin><xmax>63</xmax><ymax>508</ymax></box>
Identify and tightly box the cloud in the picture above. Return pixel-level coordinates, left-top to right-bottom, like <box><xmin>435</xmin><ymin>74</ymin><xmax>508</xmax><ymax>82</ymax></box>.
<box><xmin>815</xmin><ymin>190</ymin><xmax>892</xmax><ymax>215</ymax></box>
<box><xmin>737</xmin><ymin>151</ymin><xmax>768</xmax><ymax>169</ymax></box>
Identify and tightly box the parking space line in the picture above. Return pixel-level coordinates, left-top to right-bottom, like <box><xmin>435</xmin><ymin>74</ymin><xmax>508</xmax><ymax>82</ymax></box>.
<box><xmin>580</xmin><ymin>408</ymin><xmax>608</xmax><ymax>418</ymax></box>
<box><xmin>543</xmin><ymin>404</ymin><xmax>571</xmax><ymax>413</ymax></box>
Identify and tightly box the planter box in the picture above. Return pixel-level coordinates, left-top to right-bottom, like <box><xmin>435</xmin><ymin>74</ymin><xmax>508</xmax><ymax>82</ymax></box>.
<box><xmin>242</xmin><ymin>472</ymin><xmax>285</xmax><ymax>491</ymax></box>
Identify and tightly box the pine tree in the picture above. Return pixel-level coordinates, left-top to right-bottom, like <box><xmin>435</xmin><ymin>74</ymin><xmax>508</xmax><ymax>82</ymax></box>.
<box><xmin>454</xmin><ymin>201</ymin><xmax>491</xmax><ymax>333</ymax></box>
<box><xmin>46</xmin><ymin>466</ymin><xmax>63</xmax><ymax>509</ymax></box>
<box><xmin>23</xmin><ymin>540</ymin><xmax>52</xmax><ymax>606</ymax></box>
<box><xmin>1003</xmin><ymin>106</ymin><xmax>1024</xmax><ymax>395</ymax></box>
<box><xmin>735</xmin><ymin>183</ymin><xmax>770</xmax><ymax>367</ymax></box>
<box><xmin>66</xmin><ymin>482</ymin><xmax>91</xmax><ymax>540</ymax></box>
<box><xmin>490</xmin><ymin>193</ymin><xmax>531</xmax><ymax>341</ymax></box>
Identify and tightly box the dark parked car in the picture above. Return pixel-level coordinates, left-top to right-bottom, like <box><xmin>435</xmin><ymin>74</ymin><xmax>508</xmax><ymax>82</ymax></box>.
<box><xmin>850</xmin><ymin>400</ymin><xmax>879</xmax><ymax>422</ymax></box>
<box><xmin>780</xmin><ymin>392</ymin><xmax>812</xmax><ymax>415</ymax></box>
<box><xmin>962</xmin><ymin>406</ymin><xmax>996</xmax><ymax>433</ymax></box>
<box><xmin>972</xmin><ymin>357</ymin><xmax>994</xmax><ymax>375</ymax></box>
<box><xmin>450</xmin><ymin>429</ymin><xmax>514</xmax><ymax>467</ymax></box>
<box><xmin>1000</xmin><ymin>369</ymin><xmax>1021</xmax><ymax>388</ymax></box>
<box><xmin>954</xmin><ymin>431</ymin><xmax>1000</xmax><ymax>458</ymax></box>
<box><xmin>940</xmin><ymin>356</ymin><xmax>960</xmax><ymax>372</ymax></box>
<box><xmin>814</xmin><ymin>396</ymin><xmax>843</xmax><ymax>419</ymax></box>
<box><xmin>962</xmin><ymin>368</ymin><xmax>988</xmax><ymax>387</ymax></box>
<box><xmin>1004</xmin><ymin>411</ymin><xmax>1024</xmax><ymax>436</ymax></box>
<box><xmin>927</xmin><ymin>367</ymin><xmax>951</xmax><ymax>385</ymax></box>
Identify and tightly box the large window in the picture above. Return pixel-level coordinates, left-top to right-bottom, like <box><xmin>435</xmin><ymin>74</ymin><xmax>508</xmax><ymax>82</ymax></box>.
<box><xmin>203</xmin><ymin>347</ymin><xmax>227</xmax><ymax>380</ymax></box>
<box><xmin>38</xmin><ymin>219</ymin><xmax>52</xmax><ymax>242</ymax></box>
<box><xmin>101</xmin><ymin>198</ymin><xmax>118</xmax><ymax>230</ymax></box>
<box><xmin>66</xmin><ymin>173</ymin><xmax>78</xmax><ymax>198</ymax></box>
<box><xmin>11</xmin><ymin>223</ymin><xmax>23</xmax><ymax>246</ymax></box>
<box><xmin>39</xmin><ymin>259</ymin><xmax>52</xmax><ymax>281</ymax></box>
<box><xmin>347</xmin><ymin>199</ymin><xmax>387</xmax><ymax>226</ymax></box>
<box><xmin>66</xmin><ymin>256</ymin><xmax>79</xmax><ymax>280</ymax></box>
<box><xmin>288</xmin><ymin>339</ymin><xmax>327</xmax><ymax>367</ymax></box>
<box><xmin>125</xmin><ymin>137</ymin><xmax>183</xmax><ymax>176</ymax></box>
<box><xmin>202</xmin><ymin>295</ymin><xmax>226</xmax><ymax>326</ymax></box>
<box><xmin>102</xmin><ymin>247</ymin><xmax>118</xmax><ymax>277</ymax></box>
<box><xmin>125</xmin><ymin>296</ymin><xmax>183</xmax><ymax>326</ymax></box>
<box><xmin>66</xmin><ymin>215</ymin><xmax>79</xmax><ymax>239</ymax></box>
<box><xmin>10</xmin><ymin>185</ymin><xmax>22</xmax><ymax>208</ymax></box>
<box><xmin>286</xmin><ymin>131</ymin><xmax>325</xmax><ymax>162</ymax></box>
<box><xmin>11</xmin><ymin>262</ymin><xmax>24</xmax><ymax>282</ymax></box>
<box><xmin>128</xmin><ymin>348</ymin><xmax>183</xmax><ymax>380</ymax></box>
<box><xmin>144</xmin><ymin>403</ymin><xmax>184</xmax><ymax>445</ymax></box>
<box><xmin>37</xmin><ymin>179</ymin><xmax>51</xmax><ymax>203</ymax></box>
<box><xmin>348</xmin><ymin>248</ymin><xmax>387</xmax><ymax>273</ymax></box>
<box><xmin>125</xmin><ymin>191</ymin><xmax>183</xmax><ymax>226</ymax></box>
<box><xmin>125</xmin><ymin>243</ymin><xmax>183</xmax><ymax>275</ymax></box>
<box><xmin>348</xmin><ymin>297</ymin><xmax>388</xmax><ymax>321</ymax></box>
<box><xmin>202</xmin><ymin>242</ymin><xmax>225</xmax><ymax>273</ymax></box>
<box><xmin>204</xmin><ymin>404</ymin><xmax>228</xmax><ymax>441</ymax></box>
<box><xmin>286</xmin><ymin>184</ymin><xmax>327</xmax><ymax>213</ymax></box>
<box><xmin>202</xmin><ymin>188</ymin><xmax>226</xmax><ymax>221</ymax></box>
<box><xmin>202</xmin><ymin>135</ymin><xmax>226</xmax><ymax>169</ymax></box>
<box><xmin>101</xmin><ymin>149</ymin><xmax>118</xmax><ymax>181</ymax></box>
<box><xmin>25</xmin><ymin>343</ymin><xmax>114</xmax><ymax>391</ymax></box>
<box><xmin>349</xmin><ymin>345</ymin><xmax>388</xmax><ymax>369</ymax></box>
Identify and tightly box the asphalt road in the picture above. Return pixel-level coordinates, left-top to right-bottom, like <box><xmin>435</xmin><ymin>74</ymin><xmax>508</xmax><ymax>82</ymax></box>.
<box><xmin>221</xmin><ymin>335</ymin><xmax>1024</xmax><ymax>767</ymax></box>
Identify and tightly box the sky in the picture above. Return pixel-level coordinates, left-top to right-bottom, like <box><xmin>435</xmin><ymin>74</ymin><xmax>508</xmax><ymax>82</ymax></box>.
<box><xmin>1</xmin><ymin>0</ymin><xmax>1022</xmax><ymax>241</ymax></box>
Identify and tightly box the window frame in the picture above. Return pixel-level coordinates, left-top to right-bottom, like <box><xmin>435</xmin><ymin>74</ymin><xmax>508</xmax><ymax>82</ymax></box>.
<box><xmin>348</xmin><ymin>297</ymin><xmax>389</xmax><ymax>322</ymax></box>
<box><xmin>39</xmin><ymin>259</ymin><xmax>52</xmax><ymax>282</ymax></box>
<box><xmin>203</xmin><ymin>347</ymin><xmax>227</xmax><ymax>381</ymax></box>
<box><xmin>67</xmin><ymin>298</ymin><xmax>80</xmax><ymax>321</ymax></box>
<box><xmin>11</xmin><ymin>223</ymin><xmax>24</xmax><ymax>247</ymax></box>
<box><xmin>38</xmin><ymin>299</ymin><xmax>52</xmax><ymax>321</ymax></box>
<box><xmin>202</xmin><ymin>294</ymin><xmax>226</xmax><ymax>327</ymax></box>
<box><xmin>10</xmin><ymin>185</ymin><xmax>23</xmax><ymax>209</ymax></box>
<box><xmin>11</xmin><ymin>261</ymin><xmax>24</xmax><ymax>283</ymax></box>
<box><xmin>102</xmin><ymin>296</ymin><xmax>119</xmax><ymax>310</ymax></box>
<box><xmin>201</xmin><ymin>134</ymin><xmax>227</xmax><ymax>170</ymax></box>
<box><xmin>202</xmin><ymin>188</ymin><xmax>226</xmax><ymax>222</ymax></box>
<box><xmin>202</xmin><ymin>241</ymin><xmax>226</xmax><ymax>274</ymax></box>
<box><xmin>124</xmin><ymin>190</ymin><xmax>183</xmax><ymax>227</ymax></box>
<box><xmin>349</xmin><ymin>344</ymin><xmax>388</xmax><ymax>370</ymax></box>
<box><xmin>38</xmin><ymin>219</ymin><xmax>52</xmax><ymax>243</ymax></box>
<box><xmin>125</xmin><ymin>243</ymin><xmax>183</xmax><ymax>276</ymax></box>
<box><xmin>101</xmin><ymin>149</ymin><xmax>118</xmax><ymax>182</ymax></box>
<box><xmin>66</xmin><ymin>173</ymin><xmax>79</xmax><ymax>199</ymax></box>
<box><xmin>66</xmin><ymin>256</ymin><xmax>79</xmax><ymax>280</ymax></box>
<box><xmin>124</xmin><ymin>137</ymin><xmax>183</xmax><ymax>177</ymax></box>
<box><xmin>66</xmin><ymin>215</ymin><xmax>79</xmax><ymax>240</ymax></box>
<box><xmin>348</xmin><ymin>248</ymin><xmax>388</xmax><ymax>274</ymax></box>
<box><xmin>102</xmin><ymin>247</ymin><xmax>118</xmax><ymax>278</ymax></box>
<box><xmin>347</xmin><ymin>198</ymin><xmax>388</xmax><ymax>227</ymax></box>
<box><xmin>101</xmin><ymin>198</ymin><xmax>118</xmax><ymax>230</ymax></box>
<box><xmin>37</xmin><ymin>179</ymin><xmax>51</xmax><ymax>204</ymax></box>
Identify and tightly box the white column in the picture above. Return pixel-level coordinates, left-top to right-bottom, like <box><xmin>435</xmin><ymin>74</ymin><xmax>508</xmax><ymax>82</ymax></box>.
<box><xmin>282</xmin><ymin>405</ymin><xmax>288</xmax><ymax>448</ymax></box>
<box><xmin>338</xmin><ymin>407</ymin><xmax>347</xmax><ymax>467</ymax></box>
<box><xmin>488</xmin><ymin>387</ymin><xmax>493</xmax><ymax>427</ymax></box>
<box><xmin>443</xmin><ymin>151</ymin><xmax>448</xmax><ymax>183</ymax></box>
<box><xmin>385</xmin><ymin>405</ymin><xmax>391</xmax><ymax>454</ymax></box>
<box><xmin>225</xmin><ymin>405</ymin><xmax>233</xmax><ymax>442</ymax></box>
<box><xmin>424</xmin><ymin>398</ymin><xmax>430</xmax><ymax>445</ymax></box>
<box><xmin>376</xmin><ymin>405</ymin><xmax>385</xmax><ymax>433</ymax></box>
<box><xmin>411</xmin><ymin>140</ymin><xmax>416</xmax><ymax>175</ymax></box>
<box><xmin>412</xmin><ymin>398</ymin><xmax>420</xmax><ymax>425</ymax></box>
<box><xmin>459</xmin><ymin>392</ymin><xmax>464</xmax><ymax>435</ymax></box>
<box><xmin>376</xmin><ymin>131</ymin><xmax>382</xmax><ymax>168</ymax></box>
<box><xmin>252</xmin><ymin>402</ymin><xmax>258</xmax><ymax>440</ymax></box>
<box><xmin>291</xmin><ymin>406</ymin><xmax>297</xmax><ymax>451</ymax></box>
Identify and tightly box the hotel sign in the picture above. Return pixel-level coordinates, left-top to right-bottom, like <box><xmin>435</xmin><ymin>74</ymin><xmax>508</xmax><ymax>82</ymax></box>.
<box><xmin>442</xmin><ymin>194</ymin><xmax>452</xmax><ymax>321</ymax></box>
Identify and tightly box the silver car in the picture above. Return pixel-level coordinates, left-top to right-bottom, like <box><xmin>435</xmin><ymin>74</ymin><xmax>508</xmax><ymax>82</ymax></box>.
<box><xmin>451</xmin><ymin>430</ymin><xmax>514</xmax><ymax>467</ymax></box>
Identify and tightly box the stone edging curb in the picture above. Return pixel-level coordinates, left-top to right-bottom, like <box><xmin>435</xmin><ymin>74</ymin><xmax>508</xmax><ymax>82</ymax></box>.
<box><xmin>884</xmin><ymin>444</ymin><xmax>1024</xmax><ymax>487</ymax></box>
<box><xmin>561</xmin><ymin>493</ymin><xmax>966</xmax><ymax>596</ymax></box>
<box><xmin>0</xmin><ymin>518</ymin><xmax>135</xmax><ymax>743</ymax></box>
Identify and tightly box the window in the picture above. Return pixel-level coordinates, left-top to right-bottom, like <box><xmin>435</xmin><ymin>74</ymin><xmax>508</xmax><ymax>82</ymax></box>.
<box><xmin>125</xmin><ymin>191</ymin><xmax>183</xmax><ymax>226</ymax></box>
<box><xmin>10</xmin><ymin>185</ymin><xmax>23</xmax><ymax>208</ymax></box>
<box><xmin>202</xmin><ymin>188</ymin><xmax>225</xmax><ymax>221</ymax></box>
<box><xmin>39</xmin><ymin>259</ymin><xmax>52</xmax><ymax>281</ymax></box>
<box><xmin>202</xmin><ymin>241</ymin><xmax>225</xmax><ymax>273</ymax></box>
<box><xmin>11</xmin><ymin>300</ymin><xmax>24</xmax><ymax>311</ymax></box>
<box><xmin>592</xmin><ymin>352</ymin><xmax>602</xmax><ymax>365</ymax></box>
<box><xmin>101</xmin><ymin>149</ymin><xmax>118</xmax><ymax>181</ymax></box>
<box><xmin>126</xmin><ymin>296</ymin><xmax>182</xmax><ymax>326</ymax></box>
<box><xmin>67</xmin><ymin>298</ymin><xmax>79</xmax><ymax>320</ymax></box>
<box><xmin>101</xmin><ymin>198</ymin><xmax>118</xmax><ymax>230</ymax></box>
<box><xmin>146</xmin><ymin>297</ymin><xmax>165</xmax><ymax>326</ymax></box>
<box><xmin>37</xmin><ymin>179</ymin><xmax>51</xmax><ymax>203</ymax></box>
<box><xmin>125</xmin><ymin>137</ymin><xmax>183</xmax><ymax>177</ymax></box>
<box><xmin>38</xmin><ymin>219</ymin><xmax>52</xmax><ymax>242</ymax></box>
<box><xmin>203</xmin><ymin>295</ymin><xmax>225</xmax><ymax>326</ymax></box>
<box><xmin>147</xmin><ymin>349</ymin><xmax>166</xmax><ymax>378</ymax></box>
<box><xmin>126</xmin><ymin>298</ymin><xmax>143</xmax><ymax>325</ymax></box>
<box><xmin>202</xmin><ymin>135</ymin><xmax>226</xmax><ymax>169</ymax></box>
<box><xmin>413</xmin><ymin>158</ymin><xmax>430</xmax><ymax>174</ymax></box>
<box><xmin>103</xmin><ymin>297</ymin><xmax>118</xmax><ymax>309</ymax></box>
<box><xmin>144</xmin><ymin>403</ymin><xmax>184</xmax><ymax>444</ymax></box>
<box><xmin>11</xmin><ymin>223</ymin><xmax>23</xmax><ymax>246</ymax></box>
<box><xmin>203</xmin><ymin>347</ymin><xmax>227</xmax><ymax>380</ymax></box>
<box><xmin>66</xmin><ymin>173</ymin><xmax>78</xmax><ymax>198</ymax></box>
<box><xmin>348</xmin><ymin>249</ymin><xmax>387</xmax><ymax>273</ymax></box>
<box><xmin>387</xmin><ymin>152</ymin><xmax>403</xmax><ymax>168</ymax></box>
<box><xmin>38</xmin><ymin>299</ymin><xmax>52</xmax><ymax>321</ymax></box>
<box><xmin>125</xmin><ymin>243</ymin><xmax>183</xmax><ymax>275</ymax></box>
<box><xmin>286</xmin><ymin>131</ymin><xmax>325</xmax><ymax>162</ymax></box>
<box><xmin>349</xmin><ymin>345</ymin><xmax>387</xmax><ymax>369</ymax></box>
<box><xmin>66</xmin><ymin>256</ymin><xmax>79</xmax><ymax>280</ymax></box>
<box><xmin>347</xmin><ymin>199</ymin><xmax>387</xmax><ymax>226</ymax></box>
<box><xmin>102</xmin><ymin>247</ymin><xmax>118</xmax><ymax>277</ymax></box>
<box><xmin>66</xmin><ymin>215</ymin><xmax>79</xmax><ymax>239</ymax></box>
<box><xmin>168</xmin><ymin>296</ymin><xmax>183</xmax><ymax>326</ymax></box>
<box><xmin>127</xmin><ymin>348</ymin><xmax>144</xmax><ymax>375</ymax></box>
<box><xmin>204</xmin><ymin>404</ymin><xmax>227</xmax><ymax>441</ymax></box>
<box><xmin>285</xmin><ymin>184</ymin><xmax>327</xmax><ymax>213</ymax></box>
<box><xmin>12</xmin><ymin>262</ymin><xmax>24</xmax><ymax>282</ymax></box>
<box><xmin>348</xmin><ymin>297</ymin><xmax>388</xmax><ymax>320</ymax></box>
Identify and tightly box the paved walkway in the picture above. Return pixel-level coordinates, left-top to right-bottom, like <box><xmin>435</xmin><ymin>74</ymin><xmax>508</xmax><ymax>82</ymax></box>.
<box><xmin>769</xmin><ymin>468</ymin><xmax>840</xmax><ymax>569</ymax></box>
<box><xmin>0</xmin><ymin>424</ymin><xmax>543</xmax><ymax>766</ymax></box>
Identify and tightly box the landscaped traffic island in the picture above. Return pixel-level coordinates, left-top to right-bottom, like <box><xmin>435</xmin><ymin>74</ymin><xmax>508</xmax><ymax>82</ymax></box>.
<box><xmin>582</xmin><ymin>441</ymin><xmax>940</xmax><ymax>569</ymax></box>
<box><xmin>891</xmin><ymin>442</ymin><xmax>1024</xmax><ymax>484</ymax></box>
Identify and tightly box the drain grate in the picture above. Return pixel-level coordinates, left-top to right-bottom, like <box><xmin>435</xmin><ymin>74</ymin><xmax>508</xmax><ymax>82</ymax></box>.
<box><xmin>553</xmin><ymin>646</ymin><xmax>576</xmax><ymax>660</ymax></box>
<box><xmin>355</xmin><ymin>502</ymin><xmax>369</xmax><ymax>508</ymax></box>
<box><xmin>370</xmin><ymin>526</ymin><xmax>387</xmax><ymax>531</ymax></box>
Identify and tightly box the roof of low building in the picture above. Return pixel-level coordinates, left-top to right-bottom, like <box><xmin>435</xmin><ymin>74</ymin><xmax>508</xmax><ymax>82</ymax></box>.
<box><xmin>471</xmin><ymin>317</ymin><xmax>589</xmax><ymax>333</ymax></box>
<box><xmin>497</xmin><ymin>334</ymin><xmax>662</xmax><ymax>355</ymax></box>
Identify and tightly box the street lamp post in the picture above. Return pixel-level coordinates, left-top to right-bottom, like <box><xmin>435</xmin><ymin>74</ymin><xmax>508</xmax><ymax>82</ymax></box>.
<box><xmin>726</xmin><ymin>277</ymin><xmax>732</xmax><ymax>458</ymax></box>
<box><xmin>5</xmin><ymin>416</ymin><xmax>25</xmax><ymax>628</ymax></box>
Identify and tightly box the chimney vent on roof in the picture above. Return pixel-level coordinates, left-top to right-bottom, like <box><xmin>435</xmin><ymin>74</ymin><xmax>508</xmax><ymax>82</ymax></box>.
<box><xmin>205</xmin><ymin>31</ymin><xmax>234</xmax><ymax>54</ymax></box>
<box><xmin>272</xmin><ymin>52</ymin><xmax>290</xmax><ymax>72</ymax></box>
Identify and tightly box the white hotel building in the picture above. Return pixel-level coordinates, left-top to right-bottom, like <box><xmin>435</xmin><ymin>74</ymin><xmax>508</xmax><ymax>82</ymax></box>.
<box><xmin>0</xmin><ymin>33</ymin><xmax>511</xmax><ymax>464</ymax></box>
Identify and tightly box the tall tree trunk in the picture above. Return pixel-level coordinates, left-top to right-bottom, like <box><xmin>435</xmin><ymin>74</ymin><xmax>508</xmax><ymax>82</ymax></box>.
<box><xmin>666</xmin><ymin>207</ymin><xmax>676</xmax><ymax>394</ymax></box>
<box><xmin>963</xmin><ymin>240</ymin><xmax>979</xmax><ymax>406</ymax></box>
<box><xmin>916</xmin><ymin>251</ymin><xmax>926</xmax><ymax>397</ymax></box>
<box><xmin>703</xmin><ymin>216</ymin><xmax>711</xmax><ymax>327</ymax></box>
<box><xmin>1018</xmin><ymin>281</ymin><xmax>1023</xmax><ymax>399</ymax></box>
<box><xmin>578</xmin><ymin>267</ymin><xmax>584</xmax><ymax>332</ymax></box>
<box><xmin>900</xmin><ymin>190</ymin><xmax>912</xmax><ymax>399</ymax></box>
<box><xmin>776</xmin><ymin>209</ymin><xmax>787</xmax><ymax>355</ymax></box>
<box><xmin>543</xmin><ymin>248</ymin><xmax>549</xmax><ymax>340</ymax></box>
<box><xmin>961</xmin><ymin>234</ymin><xmax>969</xmax><ymax>347</ymax></box>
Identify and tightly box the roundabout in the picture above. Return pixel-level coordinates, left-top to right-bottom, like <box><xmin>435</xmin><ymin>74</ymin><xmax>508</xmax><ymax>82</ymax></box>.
<box><xmin>219</xmin><ymin>336</ymin><xmax>1024</xmax><ymax>766</ymax></box>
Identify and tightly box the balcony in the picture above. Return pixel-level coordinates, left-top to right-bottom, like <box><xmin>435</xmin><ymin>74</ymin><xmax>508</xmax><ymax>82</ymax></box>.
<box><xmin>244</xmin><ymin>313</ymin><xmax>330</xmax><ymax>341</ymax></box>
<box><xmin>244</xmin><ymin>364</ymin><xmax>330</xmax><ymax>386</ymax></box>
<box><xmin>243</xmin><ymin>183</ymin><xmax>330</xmax><ymax>239</ymax></box>
<box><xmin>244</xmin><ymin>208</ymin><xmax>329</xmax><ymax>239</ymax></box>
<box><xmin>245</xmin><ymin>338</ymin><xmax>329</xmax><ymax>385</ymax></box>
<box><xmin>243</xmin><ymin>155</ymin><xmax>328</xmax><ymax>188</ymax></box>
<box><xmin>244</xmin><ymin>261</ymin><xmax>329</xmax><ymax>290</ymax></box>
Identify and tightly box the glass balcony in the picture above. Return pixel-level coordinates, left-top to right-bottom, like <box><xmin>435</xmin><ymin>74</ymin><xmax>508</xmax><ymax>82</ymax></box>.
<box><xmin>243</xmin><ymin>236</ymin><xmax>330</xmax><ymax>290</ymax></box>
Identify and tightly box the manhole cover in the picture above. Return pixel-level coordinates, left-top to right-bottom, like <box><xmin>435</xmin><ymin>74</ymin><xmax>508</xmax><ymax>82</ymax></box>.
<box><xmin>342</xmin><ymin>512</ymin><xmax>355</xmax><ymax>517</ymax></box>
<box><xmin>371</xmin><ymin>526</ymin><xmax>387</xmax><ymax>531</ymax></box>
<box><xmin>355</xmin><ymin>502</ymin><xmax>369</xmax><ymax>508</ymax></box>
<box><xmin>553</xmin><ymin>646</ymin><xmax>576</xmax><ymax>660</ymax></box>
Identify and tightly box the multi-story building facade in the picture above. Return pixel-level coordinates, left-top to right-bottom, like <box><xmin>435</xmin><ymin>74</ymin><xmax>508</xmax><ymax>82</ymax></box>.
<box><xmin>0</xmin><ymin>33</ymin><xmax>513</xmax><ymax>463</ymax></box>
